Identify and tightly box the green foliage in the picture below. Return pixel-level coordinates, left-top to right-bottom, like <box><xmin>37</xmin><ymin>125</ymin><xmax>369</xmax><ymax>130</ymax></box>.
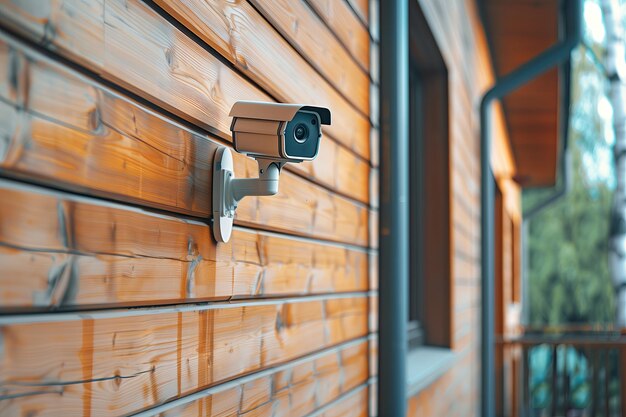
<box><xmin>524</xmin><ymin>38</ymin><xmax>615</xmax><ymax>326</ymax></box>
<box><xmin>525</xmin><ymin>148</ymin><xmax>615</xmax><ymax>325</ymax></box>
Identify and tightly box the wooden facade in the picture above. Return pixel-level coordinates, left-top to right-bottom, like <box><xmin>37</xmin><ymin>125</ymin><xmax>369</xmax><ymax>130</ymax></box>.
<box><xmin>405</xmin><ymin>0</ymin><xmax>522</xmax><ymax>415</ymax></box>
<box><xmin>0</xmin><ymin>0</ymin><xmax>542</xmax><ymax>416</ymax></box>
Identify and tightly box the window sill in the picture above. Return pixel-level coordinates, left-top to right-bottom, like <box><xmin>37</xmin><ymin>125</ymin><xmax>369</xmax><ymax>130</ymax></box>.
<box><xmin>406</xmin><ymin>346</ymin><xmax>456</xmax><ymax>398</ymax></box>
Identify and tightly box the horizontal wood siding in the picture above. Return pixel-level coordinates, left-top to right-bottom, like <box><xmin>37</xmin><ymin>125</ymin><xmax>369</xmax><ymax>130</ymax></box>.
<box><xmin>315</xmin><ymin>387</ymin><xmax>370</xmax><ymax>417</ymax></box>
<box><xmin>0</xmin><ymin>297</ymin><xmax>367</xmax><ymax>416</ymax></box>
<box><xmin>403</xmin><ymin>1</ymin><xmax>482</xmax><ymax>414</ymax></box>
<box><xmin>403</xmin><ymin>0</ymin><xmax>518</xmax><ymax>415</ymax></box>
<box><xmin>0</xmin><ymin>0</ymin><xmax>371</xmax><ymax>160</ymax></box>
<box><xmin>152</xmin><ymin>0</ymin><xmax>369</xmax><ymax>114</ymax></box>
<box><xmin>0</xmin><ymin>179</ymin><xmax>369</xmax><ymax>310</ymax></box>
<box><xmin>0</xmin><ymin>0</ymin><xmax>375</xmax><ymax>415</ymax></box>
<box><xmin>149</xmin><ymin>340</ymin><xmax>369</xmax><ymax>416</ymax></box>
<box><xmin>0</xmin><ymin>36</ymin><xmax>370</xmax><ymax>246</ymax></box>
<box><xmin>306</xmin><ymin>0</ymin><xmax>370</xmax><ymax>71</ymax></box>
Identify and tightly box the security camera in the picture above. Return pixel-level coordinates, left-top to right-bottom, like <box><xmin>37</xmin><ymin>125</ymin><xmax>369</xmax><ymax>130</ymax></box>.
<box><xmin>230</xmin><ymin>101</ymin><xmax>331</xmax><ymax>163</ymax></box>
<box><xmin>212</xmin><ymin>101</ymin><xmax>331</xmax><ymax>243</ymax></box>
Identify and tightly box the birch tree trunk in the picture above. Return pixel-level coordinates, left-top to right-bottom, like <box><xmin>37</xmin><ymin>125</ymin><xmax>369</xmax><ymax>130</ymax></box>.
<box><xmin>602</xmin><ymin>0</ymin><xmax>626</xmax><ymax>327</ymax></box>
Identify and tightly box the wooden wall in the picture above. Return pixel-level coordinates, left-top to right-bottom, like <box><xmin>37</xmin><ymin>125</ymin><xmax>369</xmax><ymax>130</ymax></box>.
<box><xmin>0</xmin><ymin>0</ymin><xmax>375</xmax><ymax>415</ymax></box>
<box><xmin>0</xmin><ymin>0</ymin><xmax>523</xmax><ymax>415</ymax></box>
<box><xmin>406</xmin><ymin>0</ymin><xmax>520</xmax><ymax>415</ymax></box>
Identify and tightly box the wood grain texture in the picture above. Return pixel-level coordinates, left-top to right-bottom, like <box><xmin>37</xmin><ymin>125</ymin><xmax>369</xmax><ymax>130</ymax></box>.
<box><xmin>368</xmin><ymin>295</ymin><xmax>378</xmax><ymax>333</ymax></box>
<box><xmin>0</xmin><ymin>36</ymin><xmax>369</xmax><ymax>245</ymax></box>
<box><xmin>0</xmin><ymin>30</ymin><xmax>370</xmax><ymax>205</ymax></box>
<box><xmin>368</xmin><ymin>209</ymin><xmax>378</xmax><ymax>249</ymax></box>
<box><xmin>482</xmin><ymin>0</ymin><xmax>559</xmax><ymax>186</ymax></box>
<box><xmin>512</xmin><ymin>221</ymin><xmax>521</xmax><ymax>303</ymax></box>
<box><xmin>0</xmin><ymin>297</ymin><xmax>367</xmax><ymax>416</ymax></box>
<box><xmin>0</xmin><ymin>0</ymin><xmax>379</xmax><ymax>415</ymax></box>
<box><xmin>245</xmin><ymin>0</ymin><xmax>369</xmax><ymax>92</ymax></box>
<box><xmin>0</xmin><ymin>179</ymin><xmax>368</xmax><ymax>310</ymax></box>
<box><xmin>154</xmin><ymin>0</ymin><xmax>369</xmax><ymax>117</ymax></box>
<box><xmin>369</xmin><ymin>252</ymin><xmax>378</xmax><ymax>291</ymax></box>
<box><xmin>233</xmin><ymin>154</ymin><xmax>368</xmax><ymax>245</ymax></box>
<box><xmin>0</xmin><ymin>0</ymin><xmax>371</xmax><ymax>160</ymax></box>
<box><xmin>317</xmin><ymin>386</ymin><xmax>369</xmax><ymax>417</ymax></box>
<box><xmin>0</xmin><ymin>0</ymin><xmax>104</xmax><ymax>69</ymax></box>
<box><xmin>157</xmin><ymin>341</ymin><xmax>368</xmax><ymax>417</ymax></box>
<box><xmin>368</xmin><ymin>337</ymin><xmax>377</xmax><ymax>378</ymax></box>
<box><xmin>305</xmin><ymin>0</ymin><xmax>370</xmax><ymax>71</ymax></box>
<box><xmin>346</xmin><ymin>0</ymin><xmax>369</xmax><ymax>25</ymax></box>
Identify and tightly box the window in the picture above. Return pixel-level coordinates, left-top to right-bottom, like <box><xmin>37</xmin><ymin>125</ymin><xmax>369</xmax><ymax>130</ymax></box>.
<box><xmin>408</xmin><ymin>70</ymin><xmax>426</xmax><ymax>348</ymax></box>
<box><xmin>407</xmin><ymin>1</ymin><xmax>451</xmax><ymax>349</ymax></box>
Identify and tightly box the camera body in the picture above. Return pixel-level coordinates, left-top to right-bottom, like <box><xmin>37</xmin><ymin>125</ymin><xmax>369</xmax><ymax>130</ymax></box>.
<box><xmin>213</xmin><ymin>101</ymin><xmax>331</xmax><ymax>243</ymax></box>
<box><xmin>229</xmin><ymin>101</ymin><xmax>331</xmax><ymax>162</ymax></box>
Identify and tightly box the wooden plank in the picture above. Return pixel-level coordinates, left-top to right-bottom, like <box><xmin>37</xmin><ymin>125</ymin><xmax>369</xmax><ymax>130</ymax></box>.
<box><xmin>0</xmin><ymin>37</ymin><xmax>370</xmax><ymax>246</ymax></box>
<box><xmin>304</xmin><ymin>0</ymin><xmax>370</xmax><ymax>71</ymax></box>
<box><xmin>0</xmin><ymin>0</ymin><xmax>104</xmax><ymax>69</ymax></box>
<box><xmin>369</xmin><ymin>337</ymin><xmax>377</xmax><ymax>378</ymax></box>
<box><xmin>315</xmin><ymin>386</ymin><xmax>369</xmax><ymax>417</ymax></box>
<box><xmin>0</xmin><ymin>29</ymin><xmax>369</xmax><ymax>205</ymax></box>
<box><xmin>154</xmin><ymin>0</ymin><xmax>369</xmax><ymax>117</ymax></box>
<box><xmin>368</xmin><ymin>295</ymin><xmax>378</xmax><ymax>333</ymax></box>
<box><xmin>370</xmin><ymin>127</ymin><xmax>380</xmax><ymax>167</ymax></box>
<box><xmin>154</xmin><ymin>341</ymin><xmax>368</xmax><ymax>417</ymax></box>
<box><xmin>0</xmin><ymin>0</ymin><xmax>371</xmax><ymax>160</ymax></box>
<box><xmin>0</xmin><ymin>297</ymin><xmax>368</xmax><ymax>416</ymax></box>
<box><xmin>369</xmin><ymin>252</ymin><xmax>378</xmax><ymax>291</ymax></box>
<box><xmin>369</xmin><ymin>209</ymin><xmax>379</xmax><ymax>249</ymax></box>
<box><xmin>0</xmin><ymin>179</ymin><xmax>368</xmax><ymax>310</ymax></box>
<box><xmin>512</xmin><ymin>220</ymin><xmax>521</xmax><ymax>303</ymax></box>
<box><xmin>0</xmin><ymin>30</ymin><xmax>369</xmax><ymax>206</ymax></box>
<box><xmin>234</xmin><ymin>154</ymin><xmax>368</xmax><ymax>245</ymax></box>
<box><xmin>346</xmin><ymin>0</ymin><xmax>369</xmax><ymax>25</ymax></box>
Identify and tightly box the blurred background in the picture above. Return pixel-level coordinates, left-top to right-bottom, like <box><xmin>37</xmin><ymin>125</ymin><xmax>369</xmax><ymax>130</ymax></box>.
<box><xmin>522</xmin><ymin>1</ymin><xmax>626</xmax><ymax>414</ymax></box>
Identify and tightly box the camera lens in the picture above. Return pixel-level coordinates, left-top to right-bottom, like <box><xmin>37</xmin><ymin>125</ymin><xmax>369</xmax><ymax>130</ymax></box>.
<box><xmin>294</xmin><ymin>123</ymin><xmax>308</xmax><ymax>143</ymax></box>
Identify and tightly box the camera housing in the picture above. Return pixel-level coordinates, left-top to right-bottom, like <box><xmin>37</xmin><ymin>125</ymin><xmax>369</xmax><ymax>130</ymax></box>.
<box><xmin>230</xmin><ymin>101</ymin><xmax>331</xmax><ymax>162</ymax></box>
<box><xmin>212</xmin><ymin>101</ymin><xmax>331</xmax><ymax>243</ymax></box>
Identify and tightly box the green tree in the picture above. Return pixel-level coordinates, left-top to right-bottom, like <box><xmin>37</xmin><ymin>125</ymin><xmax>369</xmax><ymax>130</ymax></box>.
<box><xmin>524</xmin><ymin>30</ymin><xmax>615</xmax><ymax>326</ymax></box>
<box><xmin>526</xmin><ymin>148</ymin><xmax>615</xmax><ymax>325</ymax></box>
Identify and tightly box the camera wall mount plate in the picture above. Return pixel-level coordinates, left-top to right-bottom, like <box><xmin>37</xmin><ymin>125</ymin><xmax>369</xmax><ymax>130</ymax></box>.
<box><xmin>213</xmin><ymin>147</ymin><xmax>235</xmax><ymax>243</ymax></box>
<box><xmin>212</xmin><ymin>147</ymin><xmax>281</xmax><ymax>243</ymax></box>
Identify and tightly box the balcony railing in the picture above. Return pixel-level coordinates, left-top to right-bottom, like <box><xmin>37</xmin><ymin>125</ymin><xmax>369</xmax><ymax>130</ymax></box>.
<box><xmin>498</xmin><ymin>331</ymin><xmax>626</xmax><ymax>417</ymax></box>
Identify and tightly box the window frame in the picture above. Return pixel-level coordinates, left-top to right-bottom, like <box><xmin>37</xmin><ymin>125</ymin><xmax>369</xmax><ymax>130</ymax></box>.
<box><xmin>407</xmin><ymin>0</ymin><xmax>452</xmax><ymax>349</ymax></box>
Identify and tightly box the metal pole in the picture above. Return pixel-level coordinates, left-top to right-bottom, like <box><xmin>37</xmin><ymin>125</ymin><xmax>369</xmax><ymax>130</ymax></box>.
<box><xmin>480</xmin><ymin>1</ymin><xmax>582</xmax><ymax>416</ymax></box>
<box><xmin>378</xmin><ymin>0</ymin><xmax>409</xmax><ymax>415</ymax></box>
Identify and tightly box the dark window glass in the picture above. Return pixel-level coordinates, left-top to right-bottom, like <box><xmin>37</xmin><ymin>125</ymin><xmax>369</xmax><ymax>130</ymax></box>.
<box><xmin>408</xmin><ymin>68</ymin><xmax>425</xmax><ymax>348</ymax></box>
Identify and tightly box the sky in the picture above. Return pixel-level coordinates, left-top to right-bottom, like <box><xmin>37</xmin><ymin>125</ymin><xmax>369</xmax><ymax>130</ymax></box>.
<box><xmin>576</xmin><ymin>0</ymin><xmax>615</xmax><ymax>188</ymax></box>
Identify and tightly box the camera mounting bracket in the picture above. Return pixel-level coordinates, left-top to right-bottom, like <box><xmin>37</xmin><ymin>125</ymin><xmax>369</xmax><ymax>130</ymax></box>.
<box><xmin>212</xmin><ymin>147</ymin><xmax>283</xmax><ymax>243</ymax></box>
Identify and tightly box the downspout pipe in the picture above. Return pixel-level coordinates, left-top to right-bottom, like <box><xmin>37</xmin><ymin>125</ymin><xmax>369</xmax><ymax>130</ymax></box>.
<box><xmin>378</xmin><ymin>0</ymin><xmax>409</xmax><ymax>416</ymax></box>
<box><xmin>480</xmin><ymin>1</ymin><xmax>582</xmax><ymax>416</ymax></box>
<box><xmin>522</xmin><ymin>151</ymin><xmax>573</xmax><ymax>220</ymax></box>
